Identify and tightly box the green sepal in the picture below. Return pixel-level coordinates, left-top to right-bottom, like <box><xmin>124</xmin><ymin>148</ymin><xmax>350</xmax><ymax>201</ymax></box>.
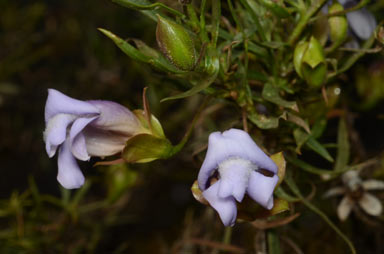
<box><xmin>293</xmin><ymin>40</ymin><xmax>308</xmax><ymax>78</ymax></box>
<box><xmin>237</xmin><ymin>197</ymin><xmax>289</xmax><ymax>221</ymax></box>
<box><xmin>301</xmin><ymin>62</ymin><xmax>327</xmax><ymax>87</ymax></box>
<box><xmin>133</xmin><ymin>109</ymin><xmax>166</xmax><ymax>138</ymax></box>
<box><xmin>270</xmin><ymin>152</ymin><xmax>286</xmax><ymax>187</ymax></box>
<box><xmin>302</xmin><ymin>36</ymin><xmax>325</xmax><ymax>69</ymax></box>
<box><xmin>122</xmin><ymin>134</ymin><xmax>173</xmax><ymax>163</ymax></box>
<box><xmin>295</xmin><ymin>37</ymin><xmax>327</xmax><ymax>87</ymax></box>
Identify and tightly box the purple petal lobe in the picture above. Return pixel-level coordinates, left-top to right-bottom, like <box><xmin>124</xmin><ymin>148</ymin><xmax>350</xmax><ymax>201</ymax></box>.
<box><xmin>203</xmin><ymin>181</ymin><xmax>237</xmax><ymax>226</ymax></box>
<box><xmin>69</xmin><ymin>117</ymin><xmax>97</xmax><ymax>160</ymax></box>
<box><xmin>44</xmin><ymin>113</ymin><xmax>77</xmax><ymax>157</ymax></box>
<box><xmin>337</xmin><ymin>196</ymin><xmax>353</xmax><ymax>221</ymax></box>
<box><xmin>222</xmin><ymin>129</ymin><xmax>277</xmax><ymax>173</ymax></box>
<box><xmin>45</xmin><ymin>89</ymin><xmax>99</xmax><ymax>122</ymax></box>
<box><xmin>198</xmin><ymin>129</ymin><xmax>277</xmax><ymax>191</ymax></box>
<box><xmin>71</xmin><ymin>132</ymin><xmax>89</xmax><ymax>161</ymax></box>
<box><xmin>247</xmin><ymin>172</ymin><xmax>279</xmax><ymax>209</ymax></box>
<box><xmin>57</xmin><ymin>139</ymin><xmax>85</xmax><ymax>189</ymax></box>
<box><xmin>347</xmin><ymin>8</ymin><xmax>376</xmax><ymax>40</ymax></box>
<box><xmin>88</xmin><ymin>100</ymin><xmax>141</xmax><ymax>135</ymax></box>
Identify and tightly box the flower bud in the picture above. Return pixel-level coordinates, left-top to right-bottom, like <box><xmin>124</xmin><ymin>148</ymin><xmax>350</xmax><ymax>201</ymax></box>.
<box><xmin>156</xmin><ymin>15</ymin><xmax>196</xmax><ymax>71</ymax></box>
<box><xmin>293</xmin><ymin>37</ymin><xmax>327</xmax><ymax>88</ymax></box>
<box><xmin>328</xmin><ymin>2</ymin><xmax>348</xmax><ymax>45</ymax></box>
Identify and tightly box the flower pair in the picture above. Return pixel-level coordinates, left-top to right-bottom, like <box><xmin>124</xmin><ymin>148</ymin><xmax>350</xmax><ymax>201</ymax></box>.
<box><xmin>44</xmin><ymin>89</ymin><xmax>147</xmax><ymax>189</ymax></box>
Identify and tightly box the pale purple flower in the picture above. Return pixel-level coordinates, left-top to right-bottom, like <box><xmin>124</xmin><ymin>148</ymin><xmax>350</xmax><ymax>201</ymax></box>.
<box><xmin>324</xmin><ymin>170</ymin><xmax>384</xmax><ymax>221</ymax></box>
<box><xmin>198</xmin><ymin>129</ymin><xmax>279</xmax><ymax>226</ymax></box>
<box><xmin>44</xmin><ymin>89</ymin><xmax>145</xmax><ymax>189</ymax></box>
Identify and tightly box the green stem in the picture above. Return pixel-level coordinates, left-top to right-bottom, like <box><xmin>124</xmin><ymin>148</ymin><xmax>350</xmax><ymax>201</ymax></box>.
<box><xmin>171</xmin><ymin>96</ymin><xmax>211</xmax><ymax>155</ymax></box>
<box><xmin>211</xmin><ymin>0</ymin><xmax>221</xmax><ymax>47</ymax></box>
<box><xmin>288</xmin><ymin>0</ymin><xmax>328</xmax><ymax>46</ymax></box>
<box><xmin>186</xmin><ymin>4</ymin><xmax>200</xmax><ymax>32</ymax></box>
<box><xmin>199</xmin><ymin>0</ymin><xmax>210</xmax><ymax>43</ymax></box>
<box><xmin>111</xmin><ymin>0</ymin><xmax>185</xmax><ymax>17</ymax></box>
<box><xmin>328</xmin><ymin>35</ymin><xmax>376</xmax><ymax>79</ymax></box>
<box><xmin>222</xmin><ymin>226</ymin><xmax>233</xmax><ymax>245</ymax></box>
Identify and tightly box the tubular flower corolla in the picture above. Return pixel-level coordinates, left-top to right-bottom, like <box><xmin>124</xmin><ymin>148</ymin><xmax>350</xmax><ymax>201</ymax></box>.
<box><xmin>44</xmin><ymin>89</ymin><xmax>145</xmax><ymax>189</ymax></box>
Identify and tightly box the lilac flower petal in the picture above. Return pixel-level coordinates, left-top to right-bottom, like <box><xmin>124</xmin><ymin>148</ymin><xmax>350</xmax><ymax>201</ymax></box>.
<box><xmin>203</xmin><ymin>181</ymin><xmax>237</xmax><ymax>227</ymax></box>
<box><xmin>358</xmin><ymin>193</ymin><xmax>382</xmax><ymax>216</ymax></box>
<box><xmin>44</xmin><ymin>113</ymin><xmax>77</xmax><ymax>157</ymax></box>
<box><xmin>57</xmin><ymin>139</ymin><xmax>85</xmax><ymax>189</ymax></box>
<box><xmin>69</xmin><ymin>117</ymin><xmax>97</xmax><ymax>160</ymax></box>
<box><xmin>71</xmin><ymin>132</ymin><xmax>90</xmax><ymax>161</ymax></box>
<box><xmin>222</xmin><ymin>129</ymin><xmax>277</xmax><ymax>173</ymax></box>
<box><xmin>88</xmin><ymin>100</ymin><xmax>142</xmax><ymax>135</ymax></box>
<box><xmin>218</xmin><ymin>158</ymin><xmax>255</xmax><ymax>202</ymax></box>
<box><xmin>198</xmin><ymin>131</ymin><xmax>231</xmax><ymax>190</ymax></box>
<box><xmin>45</xmin><ymin>89</ymin><xmax>99</xmax><ymax>122</ymax></box>
<box><xmin>346</xmin><ymin>8</ymin><xmax>376</xmax><ymax>40</ymax></box>
<box><xmin>247</xmin><ymin>171</ymin><xmax>279</xmax><ymax>209</ymax></box>
<box><xmin>337</xmin><ymin>196</ymin><xmax>353</xmax><ymax>221</ymax></box>
<box><xmin>82</xmin><ymin>127</ymin><xmax>128</xmax><ymax>157</ymax></box>
<box><xmin>323</xmin><ymin>186</ymin><xmax>346</xmax><ymax>198</ymax></box>
<box><xmin>362</xmin><ymin>180</ymin><xmax>384</xmax><ymax>191</ymax></box>
<box><xmin>198</xmin><ymin>129</ymin><xmax>277</xmax><ymax>191</ymax></box>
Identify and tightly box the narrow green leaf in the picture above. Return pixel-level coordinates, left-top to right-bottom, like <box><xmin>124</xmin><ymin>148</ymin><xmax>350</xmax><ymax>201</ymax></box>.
<box><xmin>99</xmin><ymin>28</ymin><xmax>184</xmax><ymax>74</ymax></box>
<box><xmin>334</xmin><ymin>118</ymin><xmax>350</xmax><ymax>171</ymax></box>
<box><xmin>111</xmin><ymin>0</ymin><xmax>184</xmax><ymax>19</ymax></box>
<box><xmin>306</xmin><ymin>137</ymin><xmax>334</xmax><ymax>162</ymax></box>
<box><xmin>248</xmin><ymin>113</ymin><xmax>279</xmax><ymax>129</ymax></box>
<box><xmin>211</xmin><ymin>0</ymin><xmax>221</xmax><ymax>47</ymax></box>
<box><xmin>262</xmin><ymin>82</ymin><xmax>298</xmax><ymax>111</ymax></box>
<box><xmin>311</xmin><ymin>117</ymin><xmax>327</xmax><ymax>139</ymax></box>
<box><xmin>287</xmin><ymin>156</ymin><xmax>342</xmax><ymax>175</ymax></box>
<box><xmin>275</xmin><ymin>186</ymin><xmax>301</xmax><ymax>202</ymax></box>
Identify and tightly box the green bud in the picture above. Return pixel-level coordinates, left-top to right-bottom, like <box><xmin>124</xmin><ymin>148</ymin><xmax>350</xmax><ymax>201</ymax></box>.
<box><xmin>156</xmin><ymin>15</ymin><xmax>196</xmax><ymax>71</ymax></box>
<box><xmin>328</xmin><ymin>2</ymin><xmax>348</xmax><ymax>45</ymax></box>
<box><xmin>293</xmin><ymin>37</ymin><xmax>327</xmax><ymax>88</ymax></box>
